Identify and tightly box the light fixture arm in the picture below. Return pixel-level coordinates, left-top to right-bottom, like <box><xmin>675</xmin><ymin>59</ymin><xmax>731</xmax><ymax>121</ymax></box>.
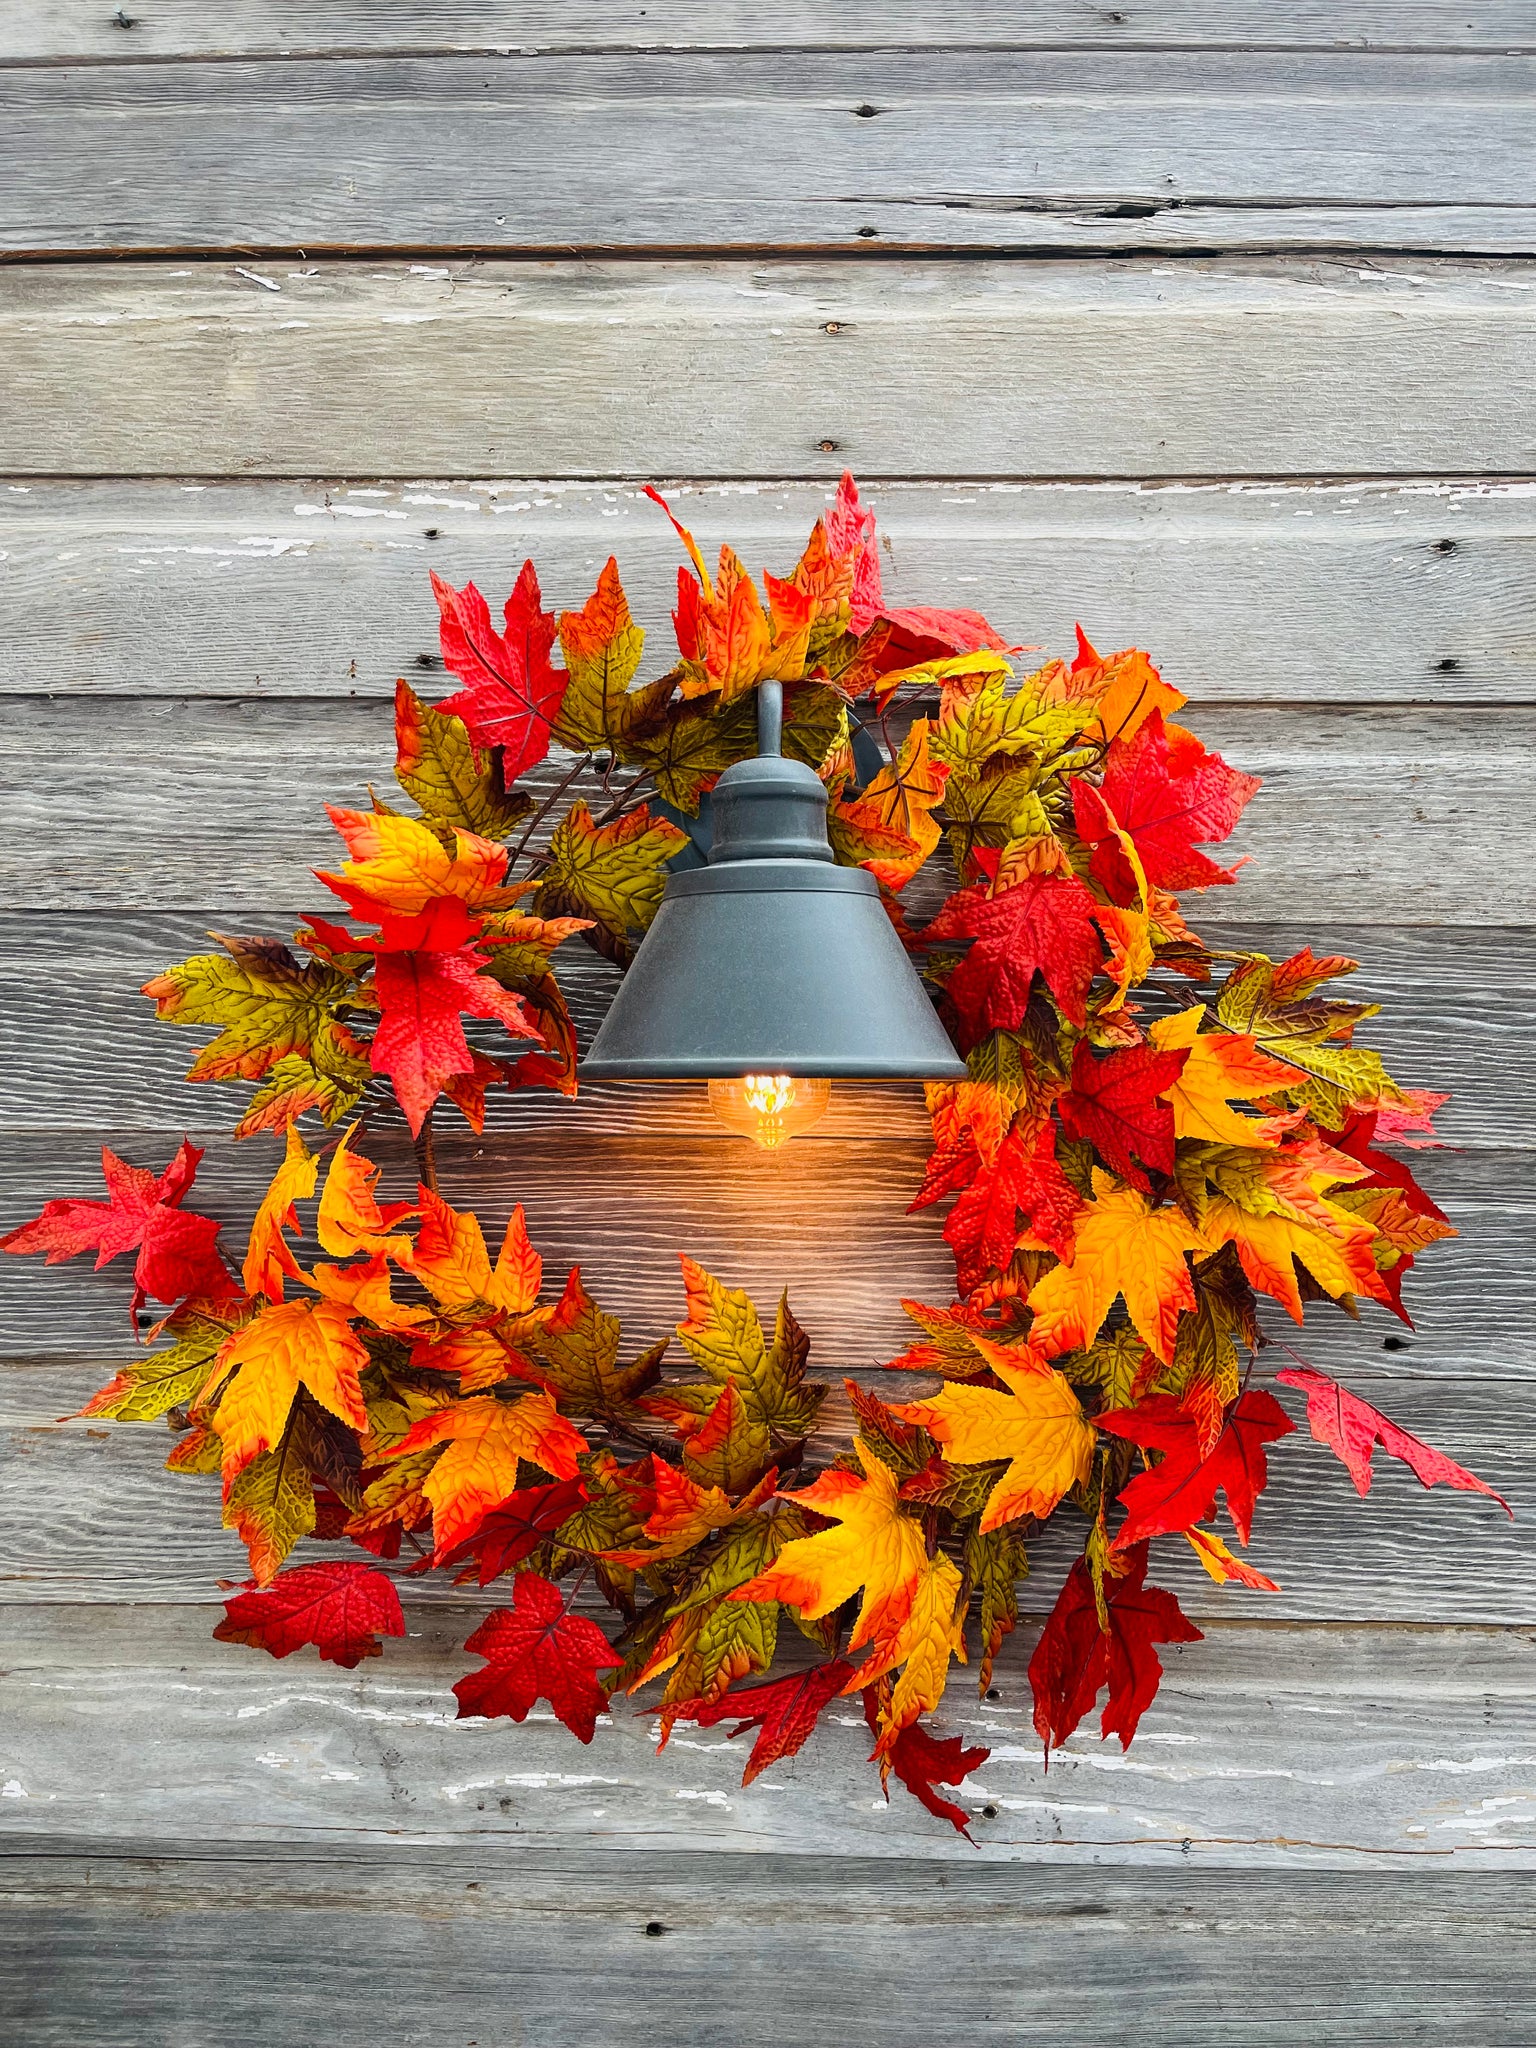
<box><xmin>756</xmin><ymin>678</ymin><xmax>783</xmax><ymax>758</ymax></box>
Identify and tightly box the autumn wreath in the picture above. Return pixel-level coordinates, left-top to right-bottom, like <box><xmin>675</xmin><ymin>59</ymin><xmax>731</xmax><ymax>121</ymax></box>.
<box><xmin>4</xmin><ymin>479</ymin><xmax>1507</xmax><ymax>1835</ymax></box>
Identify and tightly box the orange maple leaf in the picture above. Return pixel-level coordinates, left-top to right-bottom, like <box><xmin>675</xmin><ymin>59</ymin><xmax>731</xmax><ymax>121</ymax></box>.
<box><xmin>1149</xmin><ymin>1005</ymin><xmax>1299</xmax><ymax>1148</ymax></box>
<box><xmin>406</xmin><ymin>1187</ymin><xmax>542</xmax><ymax>1317</ymax></box>
<box><xmin>383</xmin><ymin>1390</ymin><xmax>586</xmax><ymax>1557</ymax></box>
<box><xmin>1026</xmin><ymin>1171</ymin><xmax>1211</xmax><ymax>1364</ymax></box>
<box><xmin>242</xmin><ymin>1124</ymin><xmax>318</xmax><ymax>1303</ymax></box>
<box><xmin>829</xmin><ymin>720</ymin><xmax>949</xmax><ymax>891</ymax></box>
<box><xmin>319</xmin><ymin>807</ymin><xmax>527</xmax><ymax>918</ymax></box>
<box><xmin>1200</xmin><ymin>1195</ymin><xmax>1390</xmax><ymax>1322</ymax></box>
<box><xmin>315</xmin><ymin>1125</ymin><xmax>415</xmax><ymax>1262</ymax></box>
<box><xmin>208</xmin><ymin>1296</ymin><xmax>369</xmax><ymax>1481</ymax></box>
<box><xmin>894</xmin><ymin>1340</ymin><xmax>1094</xmax><ymax>1532</ymax></box>
<box><xmin>732</xmin><ymin>1445</ymin><xmax>961</xmax><ymax>1715</ymax></box>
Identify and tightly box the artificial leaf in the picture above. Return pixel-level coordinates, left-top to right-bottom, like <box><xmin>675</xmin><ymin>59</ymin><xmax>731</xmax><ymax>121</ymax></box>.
<box><xmin>536</xmin><ymin>801</ymin><xmax>687</xmax><ymax>942</ymax></box>
<box><xmin>828</xmin><ymin>721</ymin><xmax>948</xmax><ymax>891</ymax></box>
<box><xmin>1276</xmin><ymin>1365</ymin><xmax>1510</xmax><ymax>1513</ymax></box>
<box><xmin>383</xmin><ymin>1390</ymin><xmax>587</xmax><ymax>1557</ymax></box>
<box><xmin>863</xmin><ymin>1690</ymin><xmax>989</xmax><ymax>1840</ymax></box>
<box><xmin>242</xmin><ymin>1123</ymin><xmax>317</xmax><ymax>1302</ymax></box>
<box><xmin>966</xmin><ymin>1521</ymin><xmax>1031</xmax><ymax>1691</ymax></box>
<box><xmin>214</xmin><ymin>1560</ymin><xmax>405</xmax><ymax>1669</ymax></box>
<box><xmin>1057</xmin><ymin>1038</ymin><xmax>1188</xmax><ymax>1192</ymax></box>
<box><xmin>1215</xmin><ymin>950</ymin><xmax>1404</xmax><ymax>1124</ymax></box>
<box><xmin>431</xmin><ymin>561</ymin><xmax>565</xmax><ymax>779</ymax></box>
<box><xmin>321</xmin><ymin>807</ymin><xmax>526</xmax><ymax>921</ymax></box>
<box><xmin>79</xmin><ymin>1310</ymin><xmax>233</xmax><ymax>1423</ymax></box>
<box><xmin>1098</xmin><ymin>1389</ymin><xmax>1295</xmax><ymax>1545</ymax></box>
<box><xmin>1</xmin><ymin>1139</ymin><xmax>233</xmax><ymax>1326</ymax></box>
<box><xmin>671</xmin><ymin>1256</ymin><xmax>826</xmax><ymax>1440</ymax></box>
<box><xmin>1026</xmin><ymin>1171</ymin><xmax>1210</xmax><ymax>1364</ymax></box>
<box><xmin>142</xmin><ymin>940</ymin><xmax>366</xmax><ymax>1122</ymax></box>
<box><xmin>1185</xmin><ymin>1526</ymin><xmax>1281</xmax><ymax>1591</ymax></box>
<box><xmin>356</xmin><ymin>896</ymin><xmax>542</xmax><ymax>1136</ymax></box>
<box><xmin>938</xmin><ymin>1113</ymin><xmax>1084</xmax><ymax>1290</ymax></box>
<box><xmin>1070</xmin><ymin>632</ymin><xmax>1188</xmax><ymax>744</ymax></box>
<box><xmin>926</xmin><ymin>870</ymin><xmax>1103</xmax><ymax>1039</ymax></box>
<box><xmin>894</xmin><ymin>1342</ymin><xmax>1094</xmax><ymax>1533</ymax></box>
<box><xmin>210</xmin><ymin>1297</ymin><xmax>370</xmax><ymax>1481</ymax></box>
<box><xmin>1096</xmin><ymin>711</ymin><xmax>1260</xmax><ymax>890</ymax></box>
<box><xmin>1200</xmin><ymin>1194</ymin><xmax>1390</xmax><ymax>1323</ymax></box>
<box><xmin>1028</xmin><ymin>1544</ymin><xmax>1202</xmax><ymax>1753</ymax></box>
<box><xmin>555</xmin><ymin>556</ymin><xmax>647</xmax><ymax>750</ymax></box>
<box><xmin>532</xmin><ymin>1267</ymin><xmax>666</xmax><ymax>1417</ymax></box>
<box><xmin>408</xmin><ymin>1188</ymin><xmax>543</xmax><ymax>1317</ymax></box>
<box><xmin>315</xmin><ymin>1125</ymin><xmax>415</xmax><ymax>1261</ymax></box>
<box><xmin>453</xmin><ymin>1571</ymin><xmax>620</xmax><ymax>1742</ymax></box>
<box><xmin>1149</xmin><ymin>1005</ymin><xmax>1298</xmax><ymax>1148</ymax></box>
<box><xmin>664</xmin><ymin>1658</ymin><xmax>857</xmax><ymax>1784</ymax></box>
<box><xmin>434</xmin><ymin>1476</ymin><xmax>589</xmax><ymax>1587</ymax></box>
<box><xmin>394</xmin><ymin>678</ymin><xmax>532</xmax><ymax>837</ymax></box>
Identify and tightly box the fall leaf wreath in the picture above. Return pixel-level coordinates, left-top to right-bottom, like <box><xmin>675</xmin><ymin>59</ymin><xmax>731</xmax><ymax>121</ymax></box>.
<box><xmin>6</xmin><ymin>480</ymin><xmax>1509</xmax><ymax>1835</ymax></box>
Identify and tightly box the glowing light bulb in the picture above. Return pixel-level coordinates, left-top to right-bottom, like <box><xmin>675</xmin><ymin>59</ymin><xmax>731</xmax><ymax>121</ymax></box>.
<box><xmin>707</xmin><ymin>1073</ymin><xmax>831</xmax><ymax>1149</ymax></box>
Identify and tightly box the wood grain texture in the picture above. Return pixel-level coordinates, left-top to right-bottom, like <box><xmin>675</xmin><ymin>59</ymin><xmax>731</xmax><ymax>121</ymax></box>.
<box><xmin>3</xmin><ymin>695</ymin><xmax>1527</xmax><ymax>917</ymax></box>
<box><xmin>5</xmin><ymin>2</ymin><xmax>1533</xmax><ymax>59</ymax></box>
<box><xmin>0</xmin><ymin>913</ymin><xmax>1521</xmax><ymax>1146</ymax></box>
<box><xmin>3</xmin><ymin>259</ymin><xmax>1534</xmax><ymax>478</ymax></box>
<box><xmin>0</xmin><ymin>1358</ymin><xmax>1523</xmax><ymax>1614</ymax></box>
<box><xmin>4</xmin><ymin>1853</ymin><xmax>1535</xmax><ymax>2048</ymax></box>
<box><xmin>5</xmin><ymin>53</ymin><xmax>1536</xmax><ymax>256</ymax></box>
<box><xmin>1</xmin><ymin>1612</ymin><xmax>1533</xmax><ymax>1868</ymax></box>
<box><xmin>5</xmin><ymin>476</ymin><xmax>1533</xmax><ymax>704</ymax></box>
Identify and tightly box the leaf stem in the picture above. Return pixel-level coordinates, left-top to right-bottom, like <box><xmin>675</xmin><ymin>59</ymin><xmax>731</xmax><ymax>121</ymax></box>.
<box><xmin>508</xmin><ymin>752</ymin><xmax>593</xmax><ymax>871</ymax></box>
<box><xmin>411</xmin><ymin>1104</ymin><xmax>439</xmax><ymax>1194</ymax></box>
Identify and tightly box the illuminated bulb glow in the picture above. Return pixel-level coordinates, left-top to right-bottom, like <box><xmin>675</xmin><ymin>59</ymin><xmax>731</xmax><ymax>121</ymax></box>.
<box><xmin>707</xmin><ymin>1073</ymin><xmax>831</xmax><ymax>1148</ymax></box>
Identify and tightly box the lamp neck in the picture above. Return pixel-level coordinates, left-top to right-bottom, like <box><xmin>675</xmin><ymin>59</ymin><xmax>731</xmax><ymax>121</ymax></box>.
<box><xmin>756</xmin><ymin>679</ymin><xmax>783</xmax><ymax>757</ymax></box>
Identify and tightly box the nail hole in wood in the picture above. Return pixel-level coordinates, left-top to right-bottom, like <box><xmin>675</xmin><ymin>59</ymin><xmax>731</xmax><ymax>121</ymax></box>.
<box><xmin>856</xmin><ymin>225</ymin><xmax>879</xmax><ymax>239</ymax></box>
<box><xmin>1383</xmin><ymin>1335</ymin><xmax>1410</xmax><ymax>1351</ymax></box>
<box><xmin>1435</xmin><ymin>538</ymin><xmax>1457</xmax><ymax>553</ymax></box>
<box><xmin>644</xmin><ymin>1921</ymin><xmax>666</xmax><ymax>1938</ymax></box>
<box><xmin>1435</xmin><ymin>657</ymin><xmax>1460</xmax><ymax>672</ymax></box>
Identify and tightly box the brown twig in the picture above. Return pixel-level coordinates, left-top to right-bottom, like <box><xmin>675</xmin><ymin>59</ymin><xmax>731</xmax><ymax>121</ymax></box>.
<box><xmin>508</xmin><ymin>752</ymin><xmax>593</xmax><ymax>870</ymax></box>
<box><xmin>411</xmin><ymin>1103</ymin><xmax>439</xmax><ymax>1193</ymax></box>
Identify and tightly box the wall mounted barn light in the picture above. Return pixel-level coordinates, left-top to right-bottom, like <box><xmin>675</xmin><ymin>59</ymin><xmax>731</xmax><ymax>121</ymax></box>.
<box><xmin>580</xmin><ymin>681</ymin><xmax>965</xmax><ymax>1144</ymax></box>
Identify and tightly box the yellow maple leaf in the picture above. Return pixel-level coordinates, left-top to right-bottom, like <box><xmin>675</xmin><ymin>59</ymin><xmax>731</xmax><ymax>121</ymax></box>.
<box><xmin>242</xmin><ymin>1123</ymin><xmax>318</xmax><ymax>1302</ymax></box>
<box><xmin>880</xmin><ymin>1551</ymin><xmax>967</xmax><ymax>1734</ymax></box>
<box><xmin>307</xmin><ymin>1253</ymin><xmax>436</xmax><ymax>1336</ymax></box>
<box><xmin>555</xmin><ymin>556</ymin><xmax>647</xmax><ymax>751</ymax></box>
<box><xmin>1201</xmin><ymin>1194</ymin><xmax>1388</xmax><ymax>1322</ymax></box>
<box><xmin>320</xmin><ymin>806</ymin><xmax>525</xmax><ymax>915</ymax></box>
<box><xmin>315</xmin><ymin>1124</ymin><xmax>415</xmax><ymax>1261</ymax></box>
<box><xmin>538</xmin><ymin>801</ymin><xmax>688</xmax><ymax>936</ymax></box>
<box><xmin>207</xmin><ymin>1296</ymin><xmax>369</xmax><ymax>1481</ymax></box>
<box><xmin>1150</xmin><ymin>1005</ymin><xmax>1299</xmax><ymax>1148</ymax></box>
<box><xmin>383</xmin><ymin>1390</ymin><xmax>587</xmax><ymax>1557</ymax></box>
<box><xmin>1027</xmin><ymin>1171</ymin><xmax>1210</xmax><ymax>1364</ymax></box>
<box><xmin>894</xmin><ymin>1340</ymin><xmax>1094</xmax><ymax>1533</ymax></box>
<box><xmin>731</xmin><ymin>1443</ymin><xmax>927</xmax><ymax>1657</ymax></box>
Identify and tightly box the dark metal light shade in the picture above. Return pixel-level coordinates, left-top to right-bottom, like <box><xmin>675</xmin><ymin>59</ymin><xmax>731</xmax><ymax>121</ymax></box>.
<box><xmin>580</xmin><ymin>738</ymin><xmax>965</xmax><ymax>1083</ymax></box>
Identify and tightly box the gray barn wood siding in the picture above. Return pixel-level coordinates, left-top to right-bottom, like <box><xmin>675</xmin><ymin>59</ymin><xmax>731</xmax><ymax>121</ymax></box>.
<box><xmin>0</xmin><ymin>7</ymin><xmax>1531</xmax><ymax>2043</ymax></box>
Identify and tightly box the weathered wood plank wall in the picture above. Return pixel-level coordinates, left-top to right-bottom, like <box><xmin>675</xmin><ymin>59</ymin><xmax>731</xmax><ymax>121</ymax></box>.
<box><xmin>1</xmin><ymin>7</ymin><xmax>1531</xmax><ymax>2043</ymax></box>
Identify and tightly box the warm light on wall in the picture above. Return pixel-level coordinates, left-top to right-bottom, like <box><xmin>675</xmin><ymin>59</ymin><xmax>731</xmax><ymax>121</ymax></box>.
<box><xmin>707</xmin><ymin>1073</ymin><xmax>832</xmax><ymax>1148</ymax></box>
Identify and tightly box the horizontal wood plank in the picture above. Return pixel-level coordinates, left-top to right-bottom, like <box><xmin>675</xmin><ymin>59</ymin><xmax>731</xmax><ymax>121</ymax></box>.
<box><xmin>4</xmin><ymin>476</ymin><xmax>1533</xmax><ymax>704</ymax></box>
<box><xmin>1</xmin><ymin>1614</ymin><xmax>1533</xmax><ymax>1871</ymax></box>
<box><xmin>0</xmin><ymin>1122</ymin><xmax>1521</xmax><ymax>1378</ymax></box>
<box><xmin>4</xmin><ymin>53</ymin><xmax>1536</xmax><ymax>257</ymax></box>
<box><xmin>0</xmin><ymin>915</ymin><xmax>1520</xmax><ymax>1148</ymax></box>
<box><xmin>1</xmin><ymin>695</ymin><xmax>1526</xmax><ymax>918</ymax></box>
<box><xmin>4</xmin><ymin>3</ymin><xmax>1532</xmax><ymax>60</ymax></box>
<box><xmin>4</xmin><ymin>1854</ymin><xmax>1534</xmax><ymax>2048</ymax></box>
<box><xmin>3</xmin><ymin>259</ymin><xmax>1534</xmax><ymax>478</ymax></box>
<box><xmin>0</xmin><ymin>1362</ymin><xmax>1523</xmax><ymax>1615</ymax></box>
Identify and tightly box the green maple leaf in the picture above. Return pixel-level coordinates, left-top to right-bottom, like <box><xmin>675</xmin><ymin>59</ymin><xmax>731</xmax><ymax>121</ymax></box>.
<box><xmin>394</xmin><ymin>680</ymin><xmax>534</xmax><ymax>836</ymax></box>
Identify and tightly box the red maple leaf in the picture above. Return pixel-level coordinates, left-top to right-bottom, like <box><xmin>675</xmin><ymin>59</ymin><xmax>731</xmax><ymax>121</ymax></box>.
<box><xmin>431</xmin><ymin>561</ymin><xmax>566</xmax><ymax>779</ymax></box>
<box><xmin>453</xmin><ymin>1571</ymin><xmax>621</xmax><ymax>1742</ymax></box>
<box><xmin>1028</xmin><ymin>1545</ymin><xmax>1202</xmax><ymax>1755</ymax></box>
<box><xmin>823</xmin><ymin>471</ymin><xmax>884</xmax><ymax>634</ymax></box>
<box><xmin>666</xmin><ymin>1658</ymin><xmax>858</xmax><ymax>1784</ymax></box>
<box><xmin>861</xmin><ymin>1688</ymin><xmax>990</xmax><ymax>1839</ymax></box>
<box><xmin>1097</xmin><ymin>711</ymin><xmax>1260</xmax><ymax>890</ymax></box>
<box><xmin>213</xmin><ymin>1560</ymin><xmax>406</xmax><ymax>1669</ymax></box>
<box><xmin>1098</xmin><ymin>1390</ymin><xmax>1295</xmax><ymax>1547</ymax></box>
<box><xmin>1277</xmin><ymin>1365</ymin><xmax>1510</xmax><ymax>1513</ymax></box>
<box><xmin>433</xmin><ymin>1477</ymin><xmax>589</xmax><ymax>1587</ymax></box>
<box><xmin>1057</xmin><ymin>1039</ymin><xmax>1188</xmax><ymax>1192</ymax></box>
<box><xmin>925</xmin><ymin>871</ymin><xmax>1103</xmax><ymax>1037</ymax></box>
<box><xmin>356</xmin><ymin>896</ymin><xmax>542</xmax><ymax>1135</ymax></box>
<box><xmin>1333</xmin><ymin>1113</ymin><xmax>1451</xmax><ymax>1225</ymax></box>
<box><xmin>1</xmin><ymin>1139</ymin><xmax>235</xmax><ymax>1325</ymax></box>
<box><xmin>942</xmin><ymin>1116</ymin><xmax>1083</xmax><ymax>1286</ymax></box>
